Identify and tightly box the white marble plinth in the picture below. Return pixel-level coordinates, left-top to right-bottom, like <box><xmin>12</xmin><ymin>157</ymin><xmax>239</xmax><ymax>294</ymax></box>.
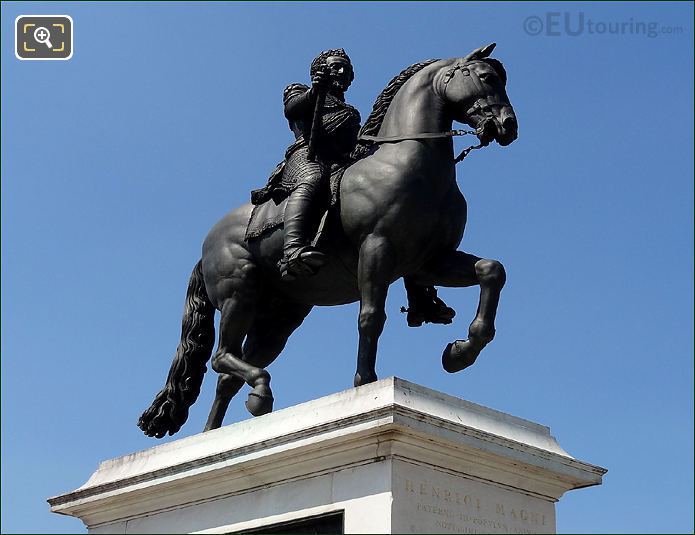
<box><xmin>49</xmin><ymin>377</ymin><xmax>606</xmax><ymax>534</ymax></box>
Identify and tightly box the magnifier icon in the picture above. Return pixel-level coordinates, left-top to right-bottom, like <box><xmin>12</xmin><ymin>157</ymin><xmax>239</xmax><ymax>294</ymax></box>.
<box><xmin>34</xmin><ymin>26</ymin><xmax>53</xmax><ymax>49</ymax></box>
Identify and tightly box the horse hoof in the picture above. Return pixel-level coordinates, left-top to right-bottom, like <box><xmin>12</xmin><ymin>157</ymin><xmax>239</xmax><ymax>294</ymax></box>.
<box><xmin>245</xmin><ymin>387</ymin><xmax>274</xmax><ymax>417</ymax></box>
<box><xmin>354</xmin><ymin>372</ymin><xmax>378</xmax><ymax>387</ymax></box>
<box><xmin>442</xmin><ymin>340</ymin><xmax>481</xmax><ymax>373</ymax></box>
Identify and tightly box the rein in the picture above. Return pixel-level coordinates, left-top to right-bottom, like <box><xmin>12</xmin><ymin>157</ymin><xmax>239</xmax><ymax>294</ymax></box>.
<box><xmin>359</xmin><ymin>129</ymin><xmax>484</xmax><ymax>164</ymax></box>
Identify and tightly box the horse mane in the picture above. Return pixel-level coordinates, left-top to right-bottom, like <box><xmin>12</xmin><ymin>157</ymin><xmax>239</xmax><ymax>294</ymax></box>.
<box><xmin>352</xmin><ymin>58</ymin><xmax>440</xmax><ymax>160</ymax></box>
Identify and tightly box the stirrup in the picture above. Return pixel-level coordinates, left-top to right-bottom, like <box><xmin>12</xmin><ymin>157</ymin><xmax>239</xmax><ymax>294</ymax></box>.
<box><xmin>402</xmin><ymin>291</ymin><xmax>456</xmax><ymax>327</ymax></box>
<box><xmin>279</xmin><ymin>246</ymin><xmax>327</xmax><ymax>281</ymax></box>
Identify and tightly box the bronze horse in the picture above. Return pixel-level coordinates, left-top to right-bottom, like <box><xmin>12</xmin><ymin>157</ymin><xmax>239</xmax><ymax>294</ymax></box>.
<box><xmin>139</xmin><ymin>44</ymin><xmax>518</xmax><ymax>438</ymax></box>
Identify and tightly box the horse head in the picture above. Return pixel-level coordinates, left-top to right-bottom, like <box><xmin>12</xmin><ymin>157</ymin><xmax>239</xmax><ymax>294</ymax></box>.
<box><xmin>436</xmin><ymin>43</ymin><xmax>518</xmax><ymax>147</ymax></box>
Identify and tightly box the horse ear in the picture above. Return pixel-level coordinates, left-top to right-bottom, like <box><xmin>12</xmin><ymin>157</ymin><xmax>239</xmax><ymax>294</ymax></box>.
<box><xmin>479</xmin><ymin>42</ymin><xmax>496</xmax><ymax>58</ymax></box>
<box><xmin>464</xmin><ymin>42</ymin><xmax>497</xmax><ymax>61</ymax></box>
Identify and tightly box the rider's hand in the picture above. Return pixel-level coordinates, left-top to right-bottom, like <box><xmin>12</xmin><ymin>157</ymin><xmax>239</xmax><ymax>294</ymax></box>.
<box><xmin>311</xmin><ymin>70</ymin><xmax>331</xmax><ymax>90</ymax></box>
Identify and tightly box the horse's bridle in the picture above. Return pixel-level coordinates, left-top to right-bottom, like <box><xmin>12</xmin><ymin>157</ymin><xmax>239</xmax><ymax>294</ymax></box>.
<box><xmin>359</xmin><ymin>129</ymin><xmax>483</xmax><ymax>165</ymax></box>
<box><xmin>359</xmin><ymin>60</ymin><xmax>507</xmax><ymax>164</ymax></box>
<box><xmin>444</xmin><ymin>60</ymin><xmax>509</xmax><ymax>126</ymax></box>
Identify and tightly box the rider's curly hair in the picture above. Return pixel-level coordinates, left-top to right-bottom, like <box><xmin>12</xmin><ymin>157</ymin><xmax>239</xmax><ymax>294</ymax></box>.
<box><xmin>310</xmin><ymin>48</ymin><xmax>355</xmax><ymax>83</ymax></box>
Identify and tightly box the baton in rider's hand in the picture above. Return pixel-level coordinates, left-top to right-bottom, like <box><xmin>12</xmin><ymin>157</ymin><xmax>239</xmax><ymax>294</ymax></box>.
<box><xmin>307</xmin><ymin>69</ymin><xmax>330</xmax><ymax>162</ymax></box>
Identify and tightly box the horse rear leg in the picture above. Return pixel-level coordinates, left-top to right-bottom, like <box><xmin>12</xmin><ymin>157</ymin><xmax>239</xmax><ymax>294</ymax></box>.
<box><xmin>204</xmin><ymin>374</ymin><xmax>244</xmax><ymax>431</ymax></box>
<box><xmin>354</xmin><ymin>235</ymin><xmax>395</xmax><ymax>386</ymax></box>
<box><xmin>413</xmin><ymin>251</ymin><xmax>506</xmax><ymax>372</ymax></box>
<box><xmin>210</xmin><ymin>289</ymin><xmax>274</xmax><ymax>417</ymax></box>
<box><xmin>204</xmin><ymin>301</ymin><xmax>312</xmax><ymax>430</ymax></box>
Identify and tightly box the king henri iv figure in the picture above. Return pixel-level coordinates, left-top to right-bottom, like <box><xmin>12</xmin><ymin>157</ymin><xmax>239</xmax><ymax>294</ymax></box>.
<box><xmin>252</xmin><ymin>48</ymin><xmax>360</xmax><ymax>280</ymax></box>
<box><xmin>251</xmin><ymin>48</ymin><xmax>455</xmax><ymax>325</ymax></box>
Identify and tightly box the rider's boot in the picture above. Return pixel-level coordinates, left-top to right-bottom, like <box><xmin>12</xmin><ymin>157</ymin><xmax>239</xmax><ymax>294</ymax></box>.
<box><xmin>279</xmin><ymin>183</ymin><xmax>327</xmax><ymax>281</ymax></box>
<box><xmin>403</xmin><ymin>280</ymin><xmax>456</xmax><ymax>327</ymax></box>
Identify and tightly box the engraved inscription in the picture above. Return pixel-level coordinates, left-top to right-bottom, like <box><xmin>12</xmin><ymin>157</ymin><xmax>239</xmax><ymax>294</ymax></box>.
<box><xmin>495</xmin><ymin>503</ymin><xmax>547</xmax><ymax>526</ymax></box>
<box><xmin>403</xmin><ymin>478</ymin><xmax>549</xmax><ymax>534</ymax></box>
<box><xmin>407</xmin><ymin>480</ymin><xmax>482</xmax><ymax>509</ymax></box>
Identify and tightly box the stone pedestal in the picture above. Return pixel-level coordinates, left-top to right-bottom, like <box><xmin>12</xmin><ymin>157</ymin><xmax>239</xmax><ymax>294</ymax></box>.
<box><xmin>49</xmin><ymin>378</ymin><xmax>606</xmax><ymax>534</ymax></box>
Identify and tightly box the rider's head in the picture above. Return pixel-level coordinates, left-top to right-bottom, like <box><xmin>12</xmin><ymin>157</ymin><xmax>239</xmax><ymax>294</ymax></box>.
<box><xmin>311</xmin><ymin>48</ymin><xmax>354</xmax><ymax>93</ymax></box>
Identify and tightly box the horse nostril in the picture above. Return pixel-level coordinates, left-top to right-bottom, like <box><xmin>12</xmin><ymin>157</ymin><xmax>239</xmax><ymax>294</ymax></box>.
<box><xmin>502</xmin><ymin>116</ymin><xmax>517</xmax><ymax>132</ymax></box>
<box><xmin>482</xmin><ymin>120</ymin><xmax>496</xmax><ymax>136</ymax></box>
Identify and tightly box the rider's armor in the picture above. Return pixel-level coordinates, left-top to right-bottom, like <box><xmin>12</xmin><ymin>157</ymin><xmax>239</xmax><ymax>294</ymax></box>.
<box><xmin>279</xmin><ymin>83</ymin><xmax>360</xmax><ymax>199</ymax></box>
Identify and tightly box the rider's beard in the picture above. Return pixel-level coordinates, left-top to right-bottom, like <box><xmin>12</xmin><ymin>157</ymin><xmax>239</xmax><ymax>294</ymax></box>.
<box><xmin>330</xmin><ymin>78</ymin><xmax>349</xmax><ymax>99</ymax></box>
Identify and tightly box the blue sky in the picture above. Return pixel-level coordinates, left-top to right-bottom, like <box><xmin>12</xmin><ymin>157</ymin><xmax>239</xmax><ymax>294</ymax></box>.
<box><xmin>2</xmin><ymin>2</ymin><xmax>693</xmax><ymax>533</ymax></box>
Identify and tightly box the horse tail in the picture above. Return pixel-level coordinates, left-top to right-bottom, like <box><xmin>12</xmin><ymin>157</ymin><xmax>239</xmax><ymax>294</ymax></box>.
<box><xmin>138</xmin><ymin>260</ymin><xmax>216</xmax><ymax>438</ymax></box>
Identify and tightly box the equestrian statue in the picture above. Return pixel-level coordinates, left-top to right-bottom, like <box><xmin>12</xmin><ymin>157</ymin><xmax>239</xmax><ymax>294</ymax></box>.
<box><xmin>138</xmin><ymin>43</ymin><xmax>518</xmax><ymax>438</ymax></box>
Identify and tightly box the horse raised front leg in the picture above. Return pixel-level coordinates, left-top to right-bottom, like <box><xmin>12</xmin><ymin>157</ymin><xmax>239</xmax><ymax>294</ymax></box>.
<box><xmin>413</xmin><ymin>251</ymin><xmax>506</xmax><ymax>373</ymax></box>
<box><xmin>354</xmin><ymin>235</ymin><xmax>395</xmax><ymax>387</ymax></box>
